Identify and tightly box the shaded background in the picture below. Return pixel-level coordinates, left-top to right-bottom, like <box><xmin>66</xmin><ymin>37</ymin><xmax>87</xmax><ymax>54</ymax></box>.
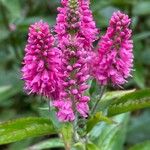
<box><xmin>0</xmin><ymin>0</ymin><xmax>150</xmax><ymax>149</ymax></box>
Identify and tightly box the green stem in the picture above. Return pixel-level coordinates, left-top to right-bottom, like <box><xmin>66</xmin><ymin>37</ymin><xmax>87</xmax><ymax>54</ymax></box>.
<box><xmin>91</xmin><ymin>86</ymin><xmax>106</xmax><ymax>115</ymax></box>
<box><xmin>72</xmin><ymin>99</ymin><xmax>79</xmax><ymax>142</ymax></box>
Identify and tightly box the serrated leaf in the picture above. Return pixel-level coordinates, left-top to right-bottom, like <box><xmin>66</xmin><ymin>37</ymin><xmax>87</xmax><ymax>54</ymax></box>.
<box><xmin>98</xmin><ymin>89</ymin><xmax>135</xmax><ymax>111</ymax></box>
<box><xmin>87</xmin><ymin>112</ymin><xmax>114</xmax><ymax>133</ymax></box>
<box><xmin>27</xmin><ymin>138</ymin><xmax>64</xmax><ymax>150</ymax></box>
<box><xmin>108</xmin><ymin>89</ymin><xmax>150</xmax><ymax>116</ymax></box>
<box><xmin>0</xmin><ymin>117</ymin><xmax>56</xmax><ymax>145</ymax></box>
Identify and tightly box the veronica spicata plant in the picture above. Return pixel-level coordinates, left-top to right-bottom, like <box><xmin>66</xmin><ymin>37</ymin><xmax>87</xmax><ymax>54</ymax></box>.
<box><xmin>1</xmin><ymin>0</ymin><xmax>150</xmax><ymax>150</ymax></box>
<box><xmin>21</xmin><ymin>0</ymin><xmax>133</xmax><ymax>148</ymax></box>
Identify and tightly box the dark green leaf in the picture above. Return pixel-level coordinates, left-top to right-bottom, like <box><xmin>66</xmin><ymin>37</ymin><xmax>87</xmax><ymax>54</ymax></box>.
<box><xmin>99</xmin><ymin>89</ymin><xmax>135</xmax><ymax>111</ymax></box>
<box><xmin>108</xmin><ymin>89</ymin><xmax>150</xmax><ymax>116</ymax></box>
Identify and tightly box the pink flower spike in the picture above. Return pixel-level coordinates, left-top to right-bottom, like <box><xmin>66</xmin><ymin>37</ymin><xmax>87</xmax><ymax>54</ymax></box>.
<box><xmin>92</xmin><ymin>11</ymin><xmax>133</xmax><ymax>86</ymax></box>
<box><xmin>53</xmin><ymin>0</ymin><xmax>98</xmax><ymax>121</ymax></box>
<box><xmin>22</xmin><ymin>21</ymin><xmax>62</xmax><ymax>100</ymax></box>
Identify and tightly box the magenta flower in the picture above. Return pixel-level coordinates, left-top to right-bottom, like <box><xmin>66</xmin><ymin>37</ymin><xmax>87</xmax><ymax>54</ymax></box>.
<box><xmin>21</xmin><ymin>21</ymin><xmax>62</xmax><ymax>100</ymax></box>
<box><xmin>54</xmin><ymin>0</ymin><xmax>94</xmax><ymax>121</ymax></box>
<box><xmin>53</xmin><ymin>35</ymin><xmax>90</xmax><ymax>121</ymax></box>
<box><xmin>79</xmin><ymin>0</ymin><xmax>99</xmax><ymax>50</ymax></box>
<box><xmin>93</xmin><ymin>11</ymin><xmax>133</xmax><ymax>86</ymax></box>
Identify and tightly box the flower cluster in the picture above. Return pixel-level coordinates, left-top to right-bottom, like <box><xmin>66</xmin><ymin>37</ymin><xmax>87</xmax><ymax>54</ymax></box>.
<box><xmin>53</xmin><ymin>35</ymin><xmax>91</xmax><ymax>121</ymax></box>
<box><xmin>54</xmin><ymin>0</ymin><xmax>97</xmax><ymax>121</ymax></box>
<box><xmin>21</xmin><ymin>21</ymin><xmax>62</xmax><ymax>100</ymax></box>
<box><xmin>92</xmin><ymin>11</ymin><xmax>133</xmax><ymax>86</ymax></box>
<box><xmin>22</xmin><ymin>1</ymin><xmax>133</xmax><ymax>122</ymax></box>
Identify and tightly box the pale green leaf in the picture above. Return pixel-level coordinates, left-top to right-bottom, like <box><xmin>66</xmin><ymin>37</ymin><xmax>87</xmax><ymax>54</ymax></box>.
<box><xmin>89</xmin><ymin>113</ymin><xmax>129</xmax><ymax>150</ymax></box>
<box><xmin>86</xmin><ymin>142</ymin><xmax>100</xmax><ymax>150</ymax></box>
<box><xmin>0</xmin><ymin>117</ymin><xmax>56</xmax><ymax>145</ymax></box>
<box><xmin>26</xmin><ymin>138</ymin><xmax>64</xmax><ymax>150</ymax></box>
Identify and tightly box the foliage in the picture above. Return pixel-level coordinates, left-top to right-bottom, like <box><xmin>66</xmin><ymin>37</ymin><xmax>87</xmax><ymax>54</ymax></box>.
<box><xmin>0</xmin><ymin>0</ymin><xmax>149</xmax><ymax>149</ymax></box>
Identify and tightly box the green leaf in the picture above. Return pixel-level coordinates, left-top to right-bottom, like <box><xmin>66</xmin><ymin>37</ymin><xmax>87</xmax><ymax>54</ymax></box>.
<box><xmin>87</xmin><ymin>112</ymin><xmax>114</xmax><ymax>133</ymax></box>
<box><xmin>86</xmin><ymin>142</ymin><xmax>100</xmax><ymax>150</ymax></box>
<box><xmin>133</xmin><ymin>2</ymin><xmax>150</xmax><ymax>15</ymax></box>
<box><xmin>73</xmin><ymin>142</ymin><xmax>85</xmax><ymax>150</ymax></box>
<box><xmin>129</xmin><ymin>140</ymin><xmax>150</xmax><ymax>150</ymax></box>
<box><xmin>98</xmin><ymin>89</ymin><xmax>135</xmax><ymax>111</ymax></box>
<box><xmin>89</xmin><ymin>113</ymin><xmax>129</xmax><ymax>150</ymax></box>
<box><xmin>108</xmin><ymin>89</ymin><xmax>150</xmax><ymax>116</ymax></box>
<box><xmin>27</xmin><ymin>138</ymin><xmax>64</xmax><ymax>150</ymax></box>
<box><xmin>0</xmin><ymin>117</ymin><xmax>56</xmax><ymax>145</ymax></box>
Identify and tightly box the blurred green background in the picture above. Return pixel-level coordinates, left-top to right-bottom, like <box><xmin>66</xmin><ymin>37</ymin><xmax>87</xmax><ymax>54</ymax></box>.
<box><xmin>0</xmin><ymin>0</ymin><xmax>150</xmax><ymax>149</ymax></box>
